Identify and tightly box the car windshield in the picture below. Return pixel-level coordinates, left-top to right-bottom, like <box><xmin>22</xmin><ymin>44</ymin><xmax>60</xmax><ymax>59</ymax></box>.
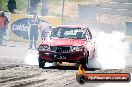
<box><xmin>48</xmin><ymin>28</ymin><xmax>85</xmax><ymax>39</ymax></box>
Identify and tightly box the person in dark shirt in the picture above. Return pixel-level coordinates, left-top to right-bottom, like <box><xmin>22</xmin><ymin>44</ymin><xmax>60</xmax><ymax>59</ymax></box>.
<box><xmin>28</xmin><ymin>12</ymin><xmax>40</xmax><ymax>49</ymax></box>
<box><xmin>0</xmin><ymin>11</ymin><xmax>9</xmax><ymax>45</ymax></box>
<box><xmin>29</xmin><ymin>0</ymin><xmax>40</xmax><ymax>14</ymax></box>
<box><xmin>7</xmin><ymin>0</ymin><xmax>17</xmax><ymax>13</ymax></box>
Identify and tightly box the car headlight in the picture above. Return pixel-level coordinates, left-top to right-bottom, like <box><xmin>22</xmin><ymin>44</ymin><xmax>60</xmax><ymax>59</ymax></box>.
<box><xmin>71</xmin><ymin>46</ymin><xmax>83</xmax><ymax>51</ymax></box>
<box><xmin>38</xmin><ymin>45</ymin><xmax>50</xmax><ymax>51</ymax></box>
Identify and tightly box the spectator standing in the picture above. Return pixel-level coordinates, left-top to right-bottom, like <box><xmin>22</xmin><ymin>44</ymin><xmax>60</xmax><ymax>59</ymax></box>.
<box><xmin>39</xmin><ymin>22</ymin><xmax>46</xmax><ymax>40</ymax></box>
<box><xmin>41</xmin><ymin>0</ymin><xmax>48</xmax><ymax>16</ymax></box>
<box><xmin>28</xmin><ymin>12</ymin><xmax>41</xmax><ymax>49</ymax></box>
<box><xmin>0</xmin><ymin>11</ymin><xmax>9</xmax><ymax>45</ymax></box>
<box><xmin>85</xmin><ymin>28</ymin><xmax>92</xmax><ymax>40</ymax></box>
<box><xmin>7</xmin><ymin>0</ymin><xmax>17</xmax><ymax>13</ymax></box>
<box><xmin>39</xmin><ymin>21</ymin><xmax>51</xmax><ymax>40</ymax></box>
<box><xmin>29</xmin><ymin>0</ymin><xmax>40</xmax><ymax>14</ymax></box>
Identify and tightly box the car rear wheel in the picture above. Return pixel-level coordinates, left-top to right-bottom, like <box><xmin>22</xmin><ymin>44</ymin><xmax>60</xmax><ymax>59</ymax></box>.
<box><xmin>38</xmin><ymin>57</ymin><xmax>46</xmax><ymax>68</ymax></box>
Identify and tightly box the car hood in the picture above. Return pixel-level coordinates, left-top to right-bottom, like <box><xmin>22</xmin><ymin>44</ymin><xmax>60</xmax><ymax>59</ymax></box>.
<box><xmin>42</xmin><ymin>38</ymin><xmax>86</xmax><ymax>46</ymax></box>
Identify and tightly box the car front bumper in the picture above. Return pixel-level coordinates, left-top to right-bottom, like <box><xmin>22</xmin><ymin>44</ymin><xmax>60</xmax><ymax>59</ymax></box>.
<box><xmin>39</xmin><ymin>51</ymin><xmax>85</xmax><ymax>63</ymax></box>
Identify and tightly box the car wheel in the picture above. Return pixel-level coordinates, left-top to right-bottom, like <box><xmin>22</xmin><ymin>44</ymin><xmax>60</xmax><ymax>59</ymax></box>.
<box><xmin>38</xmin><ymin>57</ymin><xmax>46</xmax><ymax>68</ymax></box>
<box><xmin>81</xmin><ymin>57</ymin><xmax>88</xmax><ymax>70</ymax></box>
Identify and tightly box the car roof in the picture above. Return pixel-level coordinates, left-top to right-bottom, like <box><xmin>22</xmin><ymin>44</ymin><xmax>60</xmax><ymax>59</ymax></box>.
<box><xmin>56</xmin><ymin>25</ymin><xmax>88</xmax><ymax>29</ymax></box>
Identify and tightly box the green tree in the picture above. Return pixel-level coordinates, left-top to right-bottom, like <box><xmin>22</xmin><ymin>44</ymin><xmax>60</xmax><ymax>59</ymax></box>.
<box><xmin>0</xmin><ymin>0</ymin><xmax>2</xmax><ymax>11</ymax></box>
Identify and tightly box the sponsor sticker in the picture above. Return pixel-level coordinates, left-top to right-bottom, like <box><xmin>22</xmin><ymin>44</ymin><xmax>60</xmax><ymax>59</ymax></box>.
<box><xmin>76</xmin><ymin>65</ymin><xmax>131</xmax><ymax>84</ymax></box>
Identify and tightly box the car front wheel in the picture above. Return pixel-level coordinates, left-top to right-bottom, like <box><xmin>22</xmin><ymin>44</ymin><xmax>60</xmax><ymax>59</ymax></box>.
<box><xmin>38</xmin><ymin>57</ymin><xmax>46</xmax><ymax>68</ymax></box>
<box><xmin>81</xmin><ymin>57</ymin><xmax>88</xmax><ymax>70</ymax></box>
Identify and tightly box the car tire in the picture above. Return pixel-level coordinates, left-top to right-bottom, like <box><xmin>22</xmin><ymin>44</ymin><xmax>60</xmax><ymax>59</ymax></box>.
<box><xmin>38</xmin><ymin>57</ymin><xmax>46</xmax><ymax>68</ymax></box>
<box><xmin>81</xmin><ymin>57</ymin><xmax>88</xmax><ymax>70</ymax></box>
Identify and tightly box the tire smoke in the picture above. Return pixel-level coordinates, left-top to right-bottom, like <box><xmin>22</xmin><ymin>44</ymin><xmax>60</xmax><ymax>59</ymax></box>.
<box><xmin>94</xmin><ymin>31</ymin><xmax>129</xmax><ymax>69</ymax></box>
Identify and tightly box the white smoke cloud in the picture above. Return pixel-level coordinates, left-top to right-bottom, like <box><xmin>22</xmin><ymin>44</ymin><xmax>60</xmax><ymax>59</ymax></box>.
<box><xmin>24</xmin><ymin>50</ymin><xmax>52</xmax><ymax>67</ymax></box>
<box><xmin>94</xmin><ymin>31</ymin><xmax>129</xmax><ymax>69</ymax></box>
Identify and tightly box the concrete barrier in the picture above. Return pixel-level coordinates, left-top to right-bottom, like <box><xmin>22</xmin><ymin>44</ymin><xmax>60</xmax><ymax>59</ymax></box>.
<box><xmin>126</xmin><ymin>22</ymin><xmax>132</xmax><ymax>36</ymax></box>
<box><xmin>100</xmin><ymin>8</ymin><xmax>132</xmax><ymax>17</ymax></box>
<box><xmin>111</xmin><ymin>0</ymin><xmax>132</xmax><ymax>3</ymax></box>
<box><xmin>101</xmin><ymin>2</ymin><xmax>132</xmax><ymax>10</ymax></box>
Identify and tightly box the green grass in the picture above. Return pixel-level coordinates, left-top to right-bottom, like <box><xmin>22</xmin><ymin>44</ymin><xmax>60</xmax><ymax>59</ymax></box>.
<box><xmin>1</xmin><ymin>0</ymin><xmax>8</xmax><ymax>10</ymax></box>
<box><xmin>0</xmin><ymin>0</ymin><xmax>28</xmax><ymax>11</ymax></box>
<box><xmin>1</xmin><ymin>0</ymin><xmax>94</xmax><ymax>11</ymax></box>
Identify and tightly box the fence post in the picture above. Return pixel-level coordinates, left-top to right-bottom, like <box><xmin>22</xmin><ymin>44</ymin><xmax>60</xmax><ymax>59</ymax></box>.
<box><xmin>61</xmin><ymin>0</ymin><xmax>65</xmax><ymax>24</ymax></box>
<box><xmin>27</xmin><ymin>0</ymin><xmax>30</xmax><ymax>14</ymax></box>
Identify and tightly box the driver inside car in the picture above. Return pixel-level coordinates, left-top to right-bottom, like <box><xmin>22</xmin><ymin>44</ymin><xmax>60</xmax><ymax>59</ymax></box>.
<box><xmin>57</xmin><ymin>28</ymin><xmax>65</xmax><ymax>38</ymax></box>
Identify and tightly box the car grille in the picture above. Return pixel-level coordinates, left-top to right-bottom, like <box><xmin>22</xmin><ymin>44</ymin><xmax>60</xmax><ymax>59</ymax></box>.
<box><xmin>50</xmin><ymin>46</ymin><xmax>70</xmax><ymax>52</ymax></box>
